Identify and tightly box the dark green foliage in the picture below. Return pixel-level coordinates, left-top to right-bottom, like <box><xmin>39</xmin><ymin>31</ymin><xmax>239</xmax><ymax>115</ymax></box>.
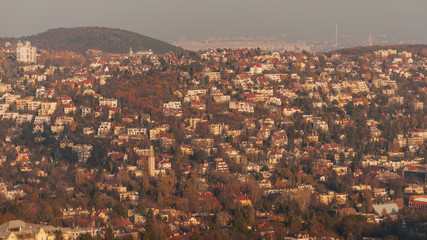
<box><xmin>0</xmin><ymin>27</ymin><xmax>183</xmax><ymax>54</ymax></box>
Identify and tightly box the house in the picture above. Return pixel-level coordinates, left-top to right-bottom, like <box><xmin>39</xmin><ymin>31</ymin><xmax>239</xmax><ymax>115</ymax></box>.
<box><xmin>114</xmin><ymin>125</ymin><xmax>126</xmax><ymax>135</ymax></box>
<box><xmin>313</xmin><ymin>120</ymin><xmax>329</xmax><ymax>132</ymax></box>
<box><xmin>39</xmin><ymin>102</ymin><xmax>57</xmax><ymax>115</ymax></box>
<box><xmin>99</xmin><ymin>98</ymin><xmax>118</xmax><ymax>108</ymax></box>
<box><xmin>72</xmin><ymin>144</ymin><xmax>93</xmax><ymax>162</ymax></box>
<box><xmin>250</xmin><ymin>63</ymin><xmax>263</xmax><ymax>75</ymax></box>
<box><xmin>160</xmin><ymin>137</ymin><xmax>175</xmax><ymax>150</ymax></box>
<box><xmin>337</xmin><ymin>208</ymin><xmax>357</xmax><ymax>217</ymax></box>
<box><xmin>163</xmin><ymin>101</ymin><xmax>181</xmax><ymax>109</ymax></box>
<box><xmin>229</xmin><ymin>101</ymin><xmax>254</xmax><ymax>113</ymax></box>
<box><xmin>373</xmin><ymin>203</ymin><xmax>399</xmax><ymax>216</ymax></box>
<box><xmin>319</xmin><ymin>191</ymin><xmax>347</xmax><ymax>205</ymax></box>
<box><xmin>213</xmin><ymin>158</ymin><xmax>229</xmax><ymax>172</ymax></box>
<box><xmin>60</xmin><ymin>138</ymin><xmax>74</xmax><ymax>148</ymax></box>
<box><xmin>34</xmin><ymin>116</ymin><xmax>51</xmax><ymax>125</ymax></box>
<box><xmin>282</xmin><ymin>106</ymin><xmax>301</xmax><ymax>116</ymax></box>
<box><xmin>202</xmin><ymin>71</ymin><xmax>221</xmax><ymax>82</ymax></box>
<box><xmin>60</xmin><ymin>208</ymin><xmax>90</xmax><ymax>219</ymax></box>
<box><xmin>55</xmin><ymin>116</ymin><xmax>74</xmax><ymax>126</ymax></box>
<box><xmin>284</xmin><ymin>234</ymin><xmax>312</xmax><ymax>240</ymax></box>
<box><xmin>16</xmin><ymin>152</ymin><xmax>30</xmax><ymax>162</ymax></box>
<box><xmin>27</xmin><ymin>101</ymin><xmax>41</xmax><ymax>111</ymax></box>
<box><xmin>108</xmin><ymin>152</ymin><xmax>129</xmax><ymax>161</ymax></box>
<box><xmin>163</xmin><ymin>101</ymin><xmax>183</xmax><ymax>117</ymax></box>
<box><xmin>80</xmin><ymin>106</ymin><xmax>92</xmax><ymax>117</ymax></box>
<box><xmin>190</xmin><ymin>99</ymin><xmax>206</xmax><ymax>110</ymax></box>
<box><xmin>64</xmin><ymin>103</ymin><xmax>77</xmax><ymax>115</ymax></box>
<box><xmin>56</xmin><ymin>95</ymin><xmax>72</xmax><ymax>105</ymax></box>
<box><xmin>83</xmin><ymin>127</ymin><xmax>95</xmax><ymax>135</ymax></box>
<box><xmin>321</xmin><ymin>144</ymin><xmax>345</xmax><ymax>153</ymax></box>
<box><xmin>110</xmin><ymin>217</ymin><xmax>134</xmax><ymax>229</ymax></box>
<box><xmin>0</xmin><ymin>220</ymin><xmax>71</xmax><ymax>240</ymax></box>
<box><xmin>180</xmin><ymin>216</ymin><xmax>201</xmax><ymax>226</ymax></box>
<box><xmin>409</xmin><ymin>195</ymin><xmax>427</xmax><ymax>211</ymax></box>
<box><xmin>265</xmin><ymin>74</ymin><xmax>281</xmax><ymax>82</ymax></box>
<box><xmin>404</xmin><ymin>185</ymin><xmax>424</xmax><ymax>194</ymax></box>
<box><xmin>271</xmin><ymin>130</ymin><xmax>288</xmax><ymax>147</ymax></box>
<box><xmin>15</xmin><ymin>114</ymin><xmax>33</xmax><ymax>125</ymax></box>
<box><xmin>127</xmin><ymin>128</ymin><xmax>146</xmax><ymax>136</ymax></box>
<box><xmin>158</xmin><ymin>160</ymin><xmax>171</xmax><ymax>170</ymax></box>
<box><xmin>213</xmin><ymin>94</ymin><xmax>231</xmax><ymax>103</ymax></box>
<box><xmin>0</xmin><ymin>154</ymin><xmax>6</xmax><ymax>165</ymax></box>
<box><xmin>119</xmin><ymin>191</ymin><xmax>139</xmax><ymax>201</ymax></box>
<box><xmin>33</xmin><ymin>123</ymin><xmax>44</xmax><ymax>133</ymax></box>
<box><xmin>234</xmin><ymin>194</ymin><xmax>252</xmax><ymax>206</ymax></box>
<box><xmin>98</xmin><ymin>122</ymin><xmax>112</xmax><ymax>136</ymax></box>
<box><xmin>209</xmin><ymin>123</ymin><xmax>229</xmax><ymax>136</ymax></box>
<box><xmin>91</xmin><ymin>210</ymin><xmax>109</xmax><ymax>223</ymax></box>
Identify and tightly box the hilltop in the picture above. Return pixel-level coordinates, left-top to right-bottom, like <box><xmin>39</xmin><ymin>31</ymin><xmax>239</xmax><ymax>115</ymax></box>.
<box><xmin>0</xmin><ymin>27</ymin><xmax>183</xmax><ymax>54</ymax></box>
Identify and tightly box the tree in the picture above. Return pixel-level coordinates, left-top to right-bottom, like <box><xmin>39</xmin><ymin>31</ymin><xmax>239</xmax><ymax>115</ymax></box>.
<box><xmin>216</xmin><ymin>211</ymin><xmax>232</xmax><ymax>226</ymax></box>
<box><xmin>112</xmin><ymin>203</ymin><xmax>127</xmax><ymax>218</ymax></box>
<box><xmin>141</xmin><ymin>211</ymin><xmax>166</xmax><ymax>240</ymax></box>
<box><xmin>362</xmin><ymin>190</ymin><xmax>373</xmax><ymax>213</ymax></box>
<box><xmin>104</xmin><ymin>227</ymin><xmax>114</xmax><ymax>240</ymax></box>
<box><xmin>54</xmin><ymin>230</ymin><xmax>64</xmax><ymax>240</ymax></box>
<box><xmin>76</xmin><ymin>233</ymin><xmax>95</xmax><ymax>240</ymax></box>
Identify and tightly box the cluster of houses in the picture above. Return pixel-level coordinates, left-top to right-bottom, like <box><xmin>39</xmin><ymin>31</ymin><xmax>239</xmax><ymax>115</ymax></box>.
<box><xmin>0</xmin><ymin>42</ymin><xmax>426</xmax><ymax>239</ymax></box>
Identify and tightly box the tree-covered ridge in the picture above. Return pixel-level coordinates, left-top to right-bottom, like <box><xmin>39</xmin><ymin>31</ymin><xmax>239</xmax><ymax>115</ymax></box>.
<box><xmin>0</xmin><ymin>27</ymin><xmax>183</xmax><ymax>54</ymax></box>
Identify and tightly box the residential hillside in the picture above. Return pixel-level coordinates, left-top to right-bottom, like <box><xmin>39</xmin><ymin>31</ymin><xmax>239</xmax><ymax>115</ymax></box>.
<box><xmin>0</xmin><ymin>27</ymin><xmax>183</xmax><ymax>54</ymax></box>
<box><xmin>0</xmin><ymin>42</ymin><xmax>426</xmax><ymax>239</ymax></box>
<box><xmin>333</xmin><ymin>44</ymin><xmax>427</xmax><ymax>56</ymax></box>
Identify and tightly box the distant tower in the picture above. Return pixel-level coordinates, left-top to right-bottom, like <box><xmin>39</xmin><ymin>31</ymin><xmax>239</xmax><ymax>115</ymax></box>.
<box><xmin>368</xmin><ymin>35</ymin><xmax>373</xmax><ymax>46</ymax></box>
<box><xmin>148</xmin><ymin>146</ymin><xmax>155</xmax><ymax>177</ymax></box>
<box><xmin>335</xmin><ymin>24</ymin><xmax>338</xmax><ymax>48</ymax></box>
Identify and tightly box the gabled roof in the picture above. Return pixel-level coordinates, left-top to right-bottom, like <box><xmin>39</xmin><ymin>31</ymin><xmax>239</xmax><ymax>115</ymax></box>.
<box><xmin>372</xmin><ymin>203</ymin><xmax>399</xmax><ymax>216</ymax></box>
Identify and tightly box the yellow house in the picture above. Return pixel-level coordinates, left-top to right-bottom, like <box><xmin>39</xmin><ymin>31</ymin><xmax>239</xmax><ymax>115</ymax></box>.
<box><xmin>0</xmin><ymin>220</ymin><xmax>71</xmax><ymax>240</ymax></box>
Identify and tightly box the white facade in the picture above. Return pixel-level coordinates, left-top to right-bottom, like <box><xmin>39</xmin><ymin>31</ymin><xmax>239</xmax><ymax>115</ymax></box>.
<box><xmin>229</xmin><ymin>101</ymin><xmax>254</xmax><ymax>113</ymax></box>
<box><xmin>16</xmin><ymin>41</ymin><xmax>37</xmax><ymax>63</ymax></box>
<box><xmin>148</xmin><ymin>146</ymin><xmax>155</xmax><ymax>177</ymax></box>
<box><xmin>99</xmin><ymin>98</ymin><xmax>118</xmax><ymax>108</ymax></box>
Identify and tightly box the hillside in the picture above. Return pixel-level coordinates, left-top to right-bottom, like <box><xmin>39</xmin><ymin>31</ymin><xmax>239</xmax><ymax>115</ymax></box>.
<box><xmin>0</xmin><ymin>27</ymin><xmax>183</xmax><ymax>54</ymax></box>
<box><xmin>333</xmin><ymin>44</ymin><xmax>427</xmax><ymax>56</ymax></box>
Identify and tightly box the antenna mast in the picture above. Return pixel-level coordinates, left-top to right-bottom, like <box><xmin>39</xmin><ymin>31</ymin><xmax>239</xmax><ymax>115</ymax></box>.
<box><xmin>335</xmin><ymin>24</ymin><xmax>338</xmax><ymax>47</ymax></box>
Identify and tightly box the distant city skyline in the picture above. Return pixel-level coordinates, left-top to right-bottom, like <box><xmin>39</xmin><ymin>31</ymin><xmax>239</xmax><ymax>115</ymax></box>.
<box><xmin>1</xmin><ymin>0</ymin><xmax>427</xmax><ymax>45</ymax></box>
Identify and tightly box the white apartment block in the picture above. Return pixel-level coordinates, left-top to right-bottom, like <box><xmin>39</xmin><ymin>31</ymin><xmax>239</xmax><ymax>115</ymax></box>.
<box><xmin>27</xmin><ymin>101</ymin><xmax>41</xmax><ymax>111</ymax></box>
<box><xmin>16</xmin><ymin>41</ymin><xmax>37</xmax><ymax>63</ymax></box>
<box><xmin>163</xmin><ymin>101</ymin><xmax>181</xmax><ymax>109</ymax></box>
<box><xmin>99</xmin><ymin>98</ymin><xmax>118</xmax><ymax>108</ymax></box>
<box><xmin>229</xmin><ymin>101</ymin><xmax>254</xmax><ymax>113</ymax></box>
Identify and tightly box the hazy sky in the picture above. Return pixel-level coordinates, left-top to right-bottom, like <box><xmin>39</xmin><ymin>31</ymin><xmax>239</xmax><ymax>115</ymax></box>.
<box><xmin>1</xmin><ymin>0</ymin><xmax>427</xmax><ymax>42</ymax></box>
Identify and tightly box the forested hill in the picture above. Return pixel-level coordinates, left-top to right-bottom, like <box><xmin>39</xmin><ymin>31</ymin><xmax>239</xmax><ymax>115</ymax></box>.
<box><xmin>0</xmin><ymin>27</ymin><xmax>183</xmax><ymax>54</ymax></box>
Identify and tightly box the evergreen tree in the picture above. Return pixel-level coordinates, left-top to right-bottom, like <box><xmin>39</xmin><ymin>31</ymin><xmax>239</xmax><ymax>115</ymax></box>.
<box><xmin>104</xmin><ymin>227</ymin><xmax>114</xmax><ymax>240</ymax></box>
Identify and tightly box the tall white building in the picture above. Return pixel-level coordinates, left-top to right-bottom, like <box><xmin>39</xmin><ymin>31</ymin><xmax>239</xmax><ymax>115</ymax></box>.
<box><xmin>16</xmin><ymin>41</ymin><xmax>37</xmax><ymax>63</ymax></box>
